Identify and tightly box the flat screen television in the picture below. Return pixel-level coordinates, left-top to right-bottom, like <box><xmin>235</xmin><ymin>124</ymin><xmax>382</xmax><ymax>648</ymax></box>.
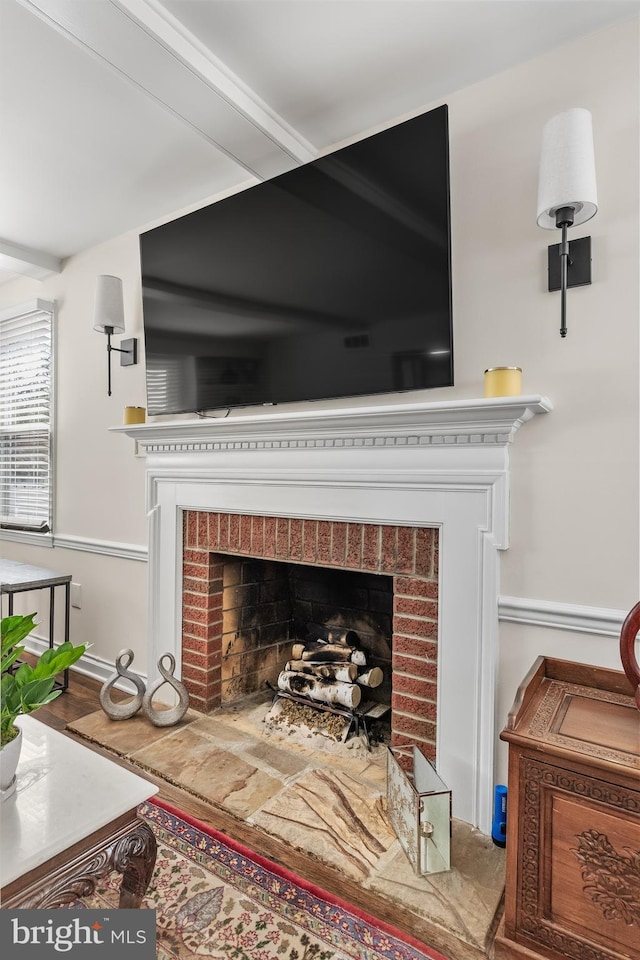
<box><xmin>140</xmin><ymin>104</ymin><xmax>452</xmax><ymax>416</ymax></box>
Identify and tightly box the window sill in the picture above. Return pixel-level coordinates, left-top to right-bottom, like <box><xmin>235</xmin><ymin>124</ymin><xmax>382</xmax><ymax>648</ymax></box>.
<box><xmin>0</xmin><ymin>529</ymin><xmax>54</xmax><ymax>548</ymax></box>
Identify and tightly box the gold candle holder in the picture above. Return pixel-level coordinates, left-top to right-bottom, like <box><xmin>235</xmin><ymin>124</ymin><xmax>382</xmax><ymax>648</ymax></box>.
<box><xmin>484</xmin><ymin>367</ymin><xmax>522</xmax><ymax>398</ymax></box>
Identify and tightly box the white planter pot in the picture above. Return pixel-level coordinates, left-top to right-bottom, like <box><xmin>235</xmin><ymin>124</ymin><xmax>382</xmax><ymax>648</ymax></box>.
<box><xmin>1</xmin><ymin>726</ymin><xmax>23</xmax><ymax>800</ymax></box>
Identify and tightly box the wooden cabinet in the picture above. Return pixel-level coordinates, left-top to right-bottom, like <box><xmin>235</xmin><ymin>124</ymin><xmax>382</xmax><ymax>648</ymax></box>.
<box><xmin>495</xmin><ymin>657</ymin><xmax>640</xmax><ymax>960</ymax></box>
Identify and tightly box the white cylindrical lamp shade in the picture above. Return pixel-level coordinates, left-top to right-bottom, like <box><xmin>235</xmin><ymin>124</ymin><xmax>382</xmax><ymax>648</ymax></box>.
<box><xmin>93</xmin><ymin>275</ymin><xmax>125</xmax><ymax>333</ymax></box>
<box><xmin>537</xmin><ymin>107</ymin><xmax>597</xmax><ymax>229</ymax></box>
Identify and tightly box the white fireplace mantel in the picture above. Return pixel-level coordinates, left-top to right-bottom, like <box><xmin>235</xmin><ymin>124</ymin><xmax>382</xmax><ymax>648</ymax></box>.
<box><xmin>113</xmin><ymin>395</ymin><xmax>551</xmax><ymax>834</ymax></box>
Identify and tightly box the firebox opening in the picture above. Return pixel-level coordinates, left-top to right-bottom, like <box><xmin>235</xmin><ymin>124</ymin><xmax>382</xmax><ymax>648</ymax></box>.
<box><xmin>221</xmin><ymin>557</ymin><xmax>393</xmax><ymax>718</ymax></box>
<box><xmin>182</xmin><ymin>512</ymin><xmax>439</xmax><ymax>764</ymax></box>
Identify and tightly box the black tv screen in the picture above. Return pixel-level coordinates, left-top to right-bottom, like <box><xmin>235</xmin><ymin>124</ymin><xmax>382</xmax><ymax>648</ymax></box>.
<box><xmin>140</xmin><ymin>104</ymin><xmax>452</xmax><ymax>416</ymax></box>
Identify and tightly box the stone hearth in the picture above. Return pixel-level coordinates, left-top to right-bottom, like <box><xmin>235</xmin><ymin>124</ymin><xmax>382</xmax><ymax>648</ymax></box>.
<box><xmin>114</xmin><ymin>395</ymin><xmax>551</xmax><ymax>832</ymax></box>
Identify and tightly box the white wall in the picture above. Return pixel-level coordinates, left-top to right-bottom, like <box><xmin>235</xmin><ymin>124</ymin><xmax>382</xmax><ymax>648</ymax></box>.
<box><xmin>1</xmin><ymin>18</ymin><xmax>638</xmax><ymax>781</ymax></box>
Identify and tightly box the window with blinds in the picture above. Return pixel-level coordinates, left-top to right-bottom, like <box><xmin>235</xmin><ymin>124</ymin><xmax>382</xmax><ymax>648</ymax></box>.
<box><xmin>0</xmin><ymin>300</ymin><xmax>54</xmax><ymax>534</ymax></box>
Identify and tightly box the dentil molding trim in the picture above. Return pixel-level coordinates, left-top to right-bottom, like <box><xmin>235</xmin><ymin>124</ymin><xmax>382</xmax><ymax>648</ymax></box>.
<box><xmin>112</xmin><ymin>395</ymin><xmax>553</xmax><ymax>454</ymax></box>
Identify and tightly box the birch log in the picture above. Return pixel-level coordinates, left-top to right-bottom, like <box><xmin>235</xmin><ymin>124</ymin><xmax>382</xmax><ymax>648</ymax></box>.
<box><xmin>350</xmin><ymin>649</ymin><xmax>368</xmax><ymax>666</ymax></box>
<box><xmin>306</xmin><ymin>624</ymin><xmax>360</xmax><ymax>647</ymax></box>
<box><xmin>291</xmin><ymin>642</ymin><xmax>354</xmax><ymax>663</ymax></box>
<box><xmin>277</xmin><ymin>671</ymin><xmax>362</xmax><ymax>709</ymax></box>
<box><xmin>284</xmin><ymin>660</ymin><xmax>357</xmax><ymax>683</ymax></box>
<box><xmin>356</xmin><ymin>667</ymin><xmax>384</xmax><ymax>688</ymax></box>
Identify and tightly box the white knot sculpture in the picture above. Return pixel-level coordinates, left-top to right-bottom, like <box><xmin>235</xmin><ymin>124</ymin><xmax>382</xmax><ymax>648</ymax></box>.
<box><xmin>100</xmin><ymin>648</ymin><xmax>146</xmax><ymax>720</ymax></box>
<box><xmin>142</xmin><ymin>653</ymin><xmax>189</xmax><ymax>727</ymax></box>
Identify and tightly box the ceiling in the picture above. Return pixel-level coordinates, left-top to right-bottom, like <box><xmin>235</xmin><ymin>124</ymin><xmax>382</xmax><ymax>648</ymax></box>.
<box><xmin>1</xmin><ymin>0</ymin><xmax>638</xmax><ymax>281</ymax></box>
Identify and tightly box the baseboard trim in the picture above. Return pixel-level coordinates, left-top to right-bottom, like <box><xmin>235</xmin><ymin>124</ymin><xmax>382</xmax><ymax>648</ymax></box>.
<box><xmin>498</xmin><ymin>596</ymin><xmax>626</xmax><ymax>638</ymax></box>
<box><xmin>24</xmin><ymin>635</ymin><xmax>147</xmax><ymax>693</ymax></box>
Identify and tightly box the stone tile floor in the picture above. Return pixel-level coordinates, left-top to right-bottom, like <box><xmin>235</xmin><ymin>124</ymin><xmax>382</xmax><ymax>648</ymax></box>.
<box><xmin>68</xmin><ymin>693</ymin><xmax>504</xmax><ymax>959</ymax></box>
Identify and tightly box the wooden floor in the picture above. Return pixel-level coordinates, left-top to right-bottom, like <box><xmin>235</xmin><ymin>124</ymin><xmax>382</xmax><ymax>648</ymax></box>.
<box><xmin>36</xmin><ymin>668</ymin><xmax>467</xmax><ymax>955</ymax></box>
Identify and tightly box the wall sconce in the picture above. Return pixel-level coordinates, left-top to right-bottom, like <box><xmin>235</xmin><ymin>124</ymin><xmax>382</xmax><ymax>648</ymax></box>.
<box><xmin>93</xmin><ymin>275</ymin><xmax>138</xmax><ymax>396</ymax></box>
<box><xmin>537</xmin><ymin>107</ymin><xmax>597</xmax><ymax>337</ymax></box>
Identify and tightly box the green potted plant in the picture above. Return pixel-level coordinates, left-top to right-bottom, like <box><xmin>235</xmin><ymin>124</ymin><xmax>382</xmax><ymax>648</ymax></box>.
<box><xmin>1</xmin><ymin>612</ymin><xmax>86</xmax><ymax>795</ymax></box>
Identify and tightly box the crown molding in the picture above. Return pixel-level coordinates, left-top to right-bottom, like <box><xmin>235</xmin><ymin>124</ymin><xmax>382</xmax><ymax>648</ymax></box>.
<box><xmin>112</xmin><ymin>395</ymin><xmax>553</xmax><ymax>455</ymax></box>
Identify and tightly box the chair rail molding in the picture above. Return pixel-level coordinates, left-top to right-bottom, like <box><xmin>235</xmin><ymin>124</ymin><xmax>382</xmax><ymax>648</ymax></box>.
<box><xmin>499</xmin><ymin>596</ymin><xmax>627</xmax><ymax>638</ymax></box>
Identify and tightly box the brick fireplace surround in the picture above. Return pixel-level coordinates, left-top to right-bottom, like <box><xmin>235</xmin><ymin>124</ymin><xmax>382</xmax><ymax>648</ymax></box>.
<box><xmin>182</xmin><ymin>512</ymin><xmax>439</xmax><ymax>757</ymax></box>
<box><xmin>115</xmin><ymin>396</ymin><xmax>551</xmax><ymax>833</ymax></box>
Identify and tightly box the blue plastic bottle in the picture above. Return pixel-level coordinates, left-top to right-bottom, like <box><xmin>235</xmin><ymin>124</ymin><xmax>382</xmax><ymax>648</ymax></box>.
<box><xmin>491</xmin><ymin>784</ymin><xmax>507</xmax><ymax>847</ymax></box>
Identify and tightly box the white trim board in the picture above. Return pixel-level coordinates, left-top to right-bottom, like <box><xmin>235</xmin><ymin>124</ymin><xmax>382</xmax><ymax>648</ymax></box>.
<box><xmin>498</xmin><ymin>596</ymin><xmax>627</xmax><ymax>638</ymax></box>
<box><xmin>23</xmin><ymin>634</ymin><xmax>147</xmax><ymax>693</ymax></box>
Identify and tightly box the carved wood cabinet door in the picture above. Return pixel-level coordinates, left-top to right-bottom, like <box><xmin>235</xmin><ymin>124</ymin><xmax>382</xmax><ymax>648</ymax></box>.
<box><xmin>497</xmin><ymin>657</ymin><xmax>640</xmax><ymax>960</ymax></box>
<box><xmin>515</xmin><ymin>754</ymin><xmax>640</xmax><ymax>960</ymax></box>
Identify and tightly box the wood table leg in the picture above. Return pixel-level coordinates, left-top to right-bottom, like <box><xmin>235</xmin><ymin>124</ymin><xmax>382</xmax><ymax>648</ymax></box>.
<box><xmin>114</xmin><ymin>822</ymin><xmax>157</xmax><ymax>908</ymax></box>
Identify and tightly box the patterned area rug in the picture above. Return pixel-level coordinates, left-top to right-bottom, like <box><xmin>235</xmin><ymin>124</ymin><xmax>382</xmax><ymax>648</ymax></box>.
<box><xmin>75</xmin><ymin>798</ymin><xmax>447</xmax><ymax>960</ymax></box>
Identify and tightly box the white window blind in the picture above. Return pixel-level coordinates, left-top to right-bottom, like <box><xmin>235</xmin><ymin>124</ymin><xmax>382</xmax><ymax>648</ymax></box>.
<box><xmin>0</xmin><ymin>300</ymin><xmax>54</xmax><ymax>533</ymax></box>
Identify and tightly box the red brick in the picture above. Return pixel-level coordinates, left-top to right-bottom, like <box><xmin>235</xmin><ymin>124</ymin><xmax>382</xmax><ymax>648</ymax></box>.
<box><xmin>394</xmin><ymin>577</ymin><xmax>438</xmax><ymax>599</ymax></box>
<box><xmin>275</xmin><ymin>517</ymin><xmax>289</xmax><ymax>559</ymax></box>
<box><xmin>207</xmin><ymin>512</ymin><xmax>220</xmax><ymax>548</ymax></box>
<box><xmin>317</xmin><ymin>521</ymin><xmax>331</xmax><ymax>564</ymax></box>
<box><xmin>302</xmin><ymin>520</ymin><xmax>317</xmax><ymax>563</ymax></box>
<box><xmin>185</xmin><ymin>511</ymin><xmax>198</xmax><ymax>548</ymax></box>
<box><xmin>345</xmin><ymin>523</ymin><xmax>362</xmax><ymax>568</ymax></box>
<box><xmin>181</xmin><ymin>635</ymin><xmax>210</xmax><ymax>656</ymax></box>
<box><xmin>181</xmin><ymin>620</ymin><xmax>210</xmax><ymax>640</ymax></box>
<box><xmin>393</xmin><ymin>713</ymin><xmax>437</xmax><ymax>741</ymax></box>
<box><xmin>251</xmin><ymin>515</ymin><xmax>265</xmax><ymax>556</ymax></box>
<box><xmin>182</xmin><ymin>605</ymin><xmax>213</xmax><ymax>625</ymax></box>
<box><xmin>396</xmin><ymin>527</ymin><xmax>415</xmax><ymax>574</ymax></box>
<box><xmin>183</xmin><ymin>549</ymin><xmax>208</xmax><ymax>564</ymax></box>
<box><xmin>392</xmin><ymin>692</ymin><xmax>437</xmax><ymax>721</ymax></box>
<box><xmin>393</xmin><ymin>673</ymin><xmax>437</xmax><ymax>698</ymax></box>
<box><xmin>230</xmin><ymin>513</ymin><xmax>240</xmax><ymax>551</ymax></box>
<box><xmin>392</xmin><ymin>633</ymin><xmax>438</xmax><ymax>658</ymax></box>
<box><xmin>183</xmin><ymin>576</ymin><xmax>209</xmax><ymax>595</ymax></box>
<box><xmin>184</xmin><ymin>592</ymin><xmax>222</xmax><ymax>613</ymax></box>
<box><xmin>433</xmin><ymin>530</ymin><xmax>440</xmax><ymax>578</ymax></box>
<box><xmin>331</xmin><ymin>522</ymin><xmax>347</xmax><ymax>565</ymax></box>
<box><xmin>415</xmin><ymin>527</ymin><xmax>436</xmax><ymax>577</ymax></box>
<box><xmin>183</xmin><ymin>591</ymin><xmax>211</xmax><ymax>610</ymax></box>
<box><xmin>381</xmin><ymin>525</ymin><xmax>397</xmax><ymax>571</ymax></box>
<box><xmin>219</xmin><ymin>513</ymin><xmax>230</xmax><ymax>550</ymax></box>
<box><xmin>394</xmin><ymin>596</ymin><xmax>438</xmax><ymax>620</ymax></box>
<box><xmin>188</xmin><ymin>692</ymin><xmax>220</xmax><ymax>714</ymax></box>
<box><xmin>264</xmin><ymin>517</ymin><xmax>277</xmax><ymax>558</ymax></box>
<box><xmin>182</xmin><ymin>562</ymin><xmax>209</xmax><ymax>580</ymax></box>
<box><xmin>183</xmin><ymin>646</ymin><xmax>220</xmax><ymax>671</ymax></box>
<box><xmin>181</xmin><ymin>648</ymin><xmax>210</xmax><ymax>669</ymax></box>
<box><xmin>180</xmin><ymin>662</ymin><xmax>221</xmax><ymax>685</ymax></box>
<box><xmin>390</xmin><ymin>731</ymin><xmax>436</xmax><ymax>756</ymax></box>
<box><xmin>392</xmin><ymin>652</ymin><xmax>438</xmax><ymax>678</ymax></box>
<box><xmin>362</xmin><ymin>524</ymin><xmax>380</xmax><ymax>571</ymax></box>
<box><xmin>197</xmin><ymin>512</ymin><xmax>208</xmax><ymax>549</ymax></box>
<box><xmin>183</xmin><ymin>676</ymin><xmax>218</xmax><ymax>699</ymax></box>
<box><xmin>290</xmin><ymin>518</ymin><xmax>303</xmax><ymax>561</ymax></box>
<box><xmin>239</xmin><ymin>514</ymin><xmax>252</xmax><ymax>552</ymax></box>
<box><xmin>393</xmin><ymin>615</ymin><xmax>438</xmax><ymax>639</ymax></box>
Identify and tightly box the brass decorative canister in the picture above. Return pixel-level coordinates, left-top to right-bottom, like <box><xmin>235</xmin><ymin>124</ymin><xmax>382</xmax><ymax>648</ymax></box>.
<box><xmin>484</xmin><ymin>367</ymin><xmax>522</xmax><ymax>398</ymax></box>
<box><xmin>123</xmin><ymin>406</ymin><xmax>146</xmax><ymax>424</ymax></box>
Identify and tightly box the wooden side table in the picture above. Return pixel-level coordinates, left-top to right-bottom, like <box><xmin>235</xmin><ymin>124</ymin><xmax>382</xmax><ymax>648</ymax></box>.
<box><xmin>1</xmin><ymin>717</ymin><xmax>158</xmax><ymax>909</ymax></box>
<box><xmin>495</xmin><ymin>657</ymin><xmax>640</xmax><ymax>960</ymax></box>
